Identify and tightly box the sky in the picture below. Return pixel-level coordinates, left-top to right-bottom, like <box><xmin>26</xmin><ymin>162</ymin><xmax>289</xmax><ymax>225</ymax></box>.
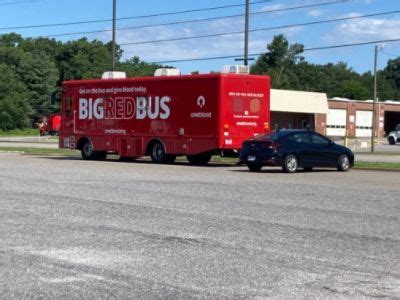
<box><xmin>0</xmin><ymin>0</ymin><xmax>399</xmax><ymax>75</ymax></box>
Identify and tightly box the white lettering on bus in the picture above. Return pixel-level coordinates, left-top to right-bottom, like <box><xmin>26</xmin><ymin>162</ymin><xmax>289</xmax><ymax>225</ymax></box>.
<box><xmin>78</xmin><ymin>96</ymin><xmax>171</xmax><ymax>120</ymax></box>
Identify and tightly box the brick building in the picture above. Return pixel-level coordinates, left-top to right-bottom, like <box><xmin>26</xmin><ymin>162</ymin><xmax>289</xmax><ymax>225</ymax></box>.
<box><xmin>270</xmin><ymin>90</ymin><xmax>400</xmax><ymax>139</ymax></box>
<box><xmin>323</xmin><ymin>98</ymin><xmax>400</xmax><ymax>138</ymax></box>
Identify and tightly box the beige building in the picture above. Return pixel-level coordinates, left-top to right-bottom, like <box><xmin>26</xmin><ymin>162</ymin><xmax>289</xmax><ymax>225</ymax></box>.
<box><xmin>270</xmin><ymin>89</ymin><xmax>328</xmax><ymax>134</ymax></box>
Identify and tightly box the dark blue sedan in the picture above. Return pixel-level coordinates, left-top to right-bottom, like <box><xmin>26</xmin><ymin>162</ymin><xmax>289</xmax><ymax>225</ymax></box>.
<box><xmin>239</xmin><ymin>130</ymin><xmax>354</xmax><ymax>173</ymax></box>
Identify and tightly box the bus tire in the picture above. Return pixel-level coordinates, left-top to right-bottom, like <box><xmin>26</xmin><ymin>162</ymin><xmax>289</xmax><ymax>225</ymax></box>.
<box><xmin>150</xmin><ymin>141</ymin><xmax>167</xmax><ymax>163</ymax></box>
<box><xmin>81</xmin><ymin>139</ymin><xmax>97</xmax><ymax>160</ymax></box>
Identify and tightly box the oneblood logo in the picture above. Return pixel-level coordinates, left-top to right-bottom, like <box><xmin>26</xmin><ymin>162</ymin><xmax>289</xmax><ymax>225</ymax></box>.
<box><xmin>79</xmin><ymin>96</ymin><xmax>171</xmax><ymax>120</ymax></box>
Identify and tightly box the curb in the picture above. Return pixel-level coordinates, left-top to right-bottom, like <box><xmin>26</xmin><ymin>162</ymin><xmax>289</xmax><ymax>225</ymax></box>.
<box><xmin>353</xmin><ymin>167</ymin><xmax>400</xmax><ymax>172</ymax></box>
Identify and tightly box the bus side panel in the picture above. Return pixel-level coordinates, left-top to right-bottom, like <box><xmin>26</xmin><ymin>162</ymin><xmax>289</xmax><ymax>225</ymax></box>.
<box><xmin>61</xmin><ymin>76</ymin><xmax>222</xmax><ymax>156</ymax></box>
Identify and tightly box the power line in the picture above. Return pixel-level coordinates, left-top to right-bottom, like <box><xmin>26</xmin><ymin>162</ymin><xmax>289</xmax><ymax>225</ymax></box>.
<box><xmin>32</xmin><ymin>0</ymin><xmax>349</xmax><ymax>38</ymax></box>
<box><xmin>380</xmin><ymin>50</ymin><xmax>399</xmax><ymax>58</ymax></box>
<box><xmin>0</xmin><ymin>0</ymin><xmax>40</xmax><ymax>6</ymax></box>
<box><xmin>303</xmin><ymin>38</ymin><xmax>400</xmax><ymax>51</ymax></box>
<box><xmin>119</xmin><ymin>10</ymin><xmax>400</xmax><ymax>46</ymax></box>
<box><xmin>150</xmin><ymin>38</ymin><xmax>400</xmax><ymax>64</ymax></box>
<box><xmin>0</xmin><ymin>0</ymin><xmax>272</xmax><ymax>31</ymax></box>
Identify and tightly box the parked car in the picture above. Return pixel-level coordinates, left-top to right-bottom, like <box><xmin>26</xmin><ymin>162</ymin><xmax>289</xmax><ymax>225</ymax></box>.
<box><xmin>387</xmin><ymin>124</ymin><xmax>400</xmax><ymax>145</ymax></box>
<box><xmin>239</xmin><ymin>130</ymin><xmax>354</xmax><ymax>173</ymax></box>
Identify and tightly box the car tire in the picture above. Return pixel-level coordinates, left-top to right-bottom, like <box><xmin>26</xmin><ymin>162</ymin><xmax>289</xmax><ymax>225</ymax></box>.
<box><xmin>337</xmin><ymin>154</ymin><xmax>350</xmax><ymax>171</ymax></box>
<box><xmin>150</xmin><ymin>141</ymin><xmax>167</xmax><ymax>163</ymax></box>
<box><xmin>81</xmin><ymin>139</ymin><xmax>97</xmax><ymax>160</ymax></box>
<box><xmin>187</xmin><ymin>153</ymin><xmax>212</xmax><ymax>165</ymax></box>
<box><xmin>247</xmin><ymin>163</ymin><xmax>262</xmax><ymax>172</ymax></box>
<box><xmin>303</xmin><ymin>167</ymin><xmax>313</xmax><ymax>172</ymax></box>
<box><xmin>283</xmin><ymin>154</ymin><xmax>298</xmax><ymax>173</ymax></box>
<box><xmin>388</xmin><ymin>136</ymin><xmax>396</xmax><ymax>145</ymax></box>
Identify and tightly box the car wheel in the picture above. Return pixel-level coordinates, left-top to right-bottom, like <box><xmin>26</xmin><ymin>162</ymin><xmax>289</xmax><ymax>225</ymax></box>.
<box><xmin>150</xmin><ymin>141</ymin><xmax>167</xmax><ymax>163</ymax></box>
<box><xmin>337</xmin><ymin>154</ymin><xmax>350</xmax><ymax>171</ymax></box>
<box><xmin>303</xmin><ymin>167</ymin><xmax>313</xmax><ymax>172</ymax></box>
<box><xmin>81</xmin><ymin>139</ymin><xmax>96</xmax><ymax>160</ymax></box>
<box><xmin>187</xmin><ymin>153</ymin><xmax>212</xmax><ymax>165</ymax></box>
<box><xmin>283</xmin><ymin>154</ymin><xmax>298</xmax><ymax>173</ymax></box>
<box><xmin>388</xmin><ymin>136</ymin><xmax>396</xmax><ymax>145</ymax></box>
<box><xmin>247</xmin><ymin>163</ymin><xmax>262</xmax><ymax>172</ymax></box>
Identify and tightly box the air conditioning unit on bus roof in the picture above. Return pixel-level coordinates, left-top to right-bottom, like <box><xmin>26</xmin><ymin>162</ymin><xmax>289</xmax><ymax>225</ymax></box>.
<box><xmin>154</xmin><ymin>68</ymin><xmax>181</xmax><ymax>77</ymax></box>
<box><xmin>222</xmin><ymin>65</ymin><xmax>250</xmax><ymax>75</ymax></box>
<box><xmin>101</xmin><ymin>71</ymin><xmax>127</xmax><ymax>79</ymax></box>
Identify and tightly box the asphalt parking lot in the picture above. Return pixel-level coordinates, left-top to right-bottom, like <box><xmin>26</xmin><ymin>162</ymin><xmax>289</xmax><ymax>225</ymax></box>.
<box><xmin>0</xmin><ymin>154</ymin><xmax>399</xmax><ymax>298</ymax></box>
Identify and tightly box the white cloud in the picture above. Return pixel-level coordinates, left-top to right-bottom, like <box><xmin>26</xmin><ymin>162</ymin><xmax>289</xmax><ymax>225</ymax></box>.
<box><xmin>323</xmin><ymin>16</ymin><xmax>400</xmax><ymax>44</ymax></box>
<box><xmin>95</xmin><ymin>18</ymin><xmax>304</xmax><ymax>68</ymax></box>
<box><xmin>261</xmin><ymin>3</ymin><xmax>286</xmax><ymax>11</ymax></box>
<box><xmin>308</xmin><ymin>9</ymin><xmax>323</xmax><ymax>17</ymax></box>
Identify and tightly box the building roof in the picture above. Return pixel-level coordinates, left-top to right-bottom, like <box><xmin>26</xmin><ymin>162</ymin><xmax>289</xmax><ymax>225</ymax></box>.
<box><xmin>271</xmin><ymin>89</ymin><xmax>328</xmax><ymax>114</ymax></box>
<box><xmin>329</xmin><ymin>98</ymin><xmax>400</xmax><ymax>105</ymax></box>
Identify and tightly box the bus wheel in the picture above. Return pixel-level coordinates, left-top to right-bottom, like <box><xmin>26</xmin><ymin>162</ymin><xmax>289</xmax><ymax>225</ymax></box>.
<box><xmin>187</xmin><ymin>153</ymin><xmax>212</xmax><ymax>165</ymax></box>
<box><xmin>150</xmin><ymin>141</ymin><xmax>167</xmax><ymax>163</ymax></box>
<box><xmin>81</xmin><ymin>139</ymin><xmax>96</xmax><ymax>160</ymax></box>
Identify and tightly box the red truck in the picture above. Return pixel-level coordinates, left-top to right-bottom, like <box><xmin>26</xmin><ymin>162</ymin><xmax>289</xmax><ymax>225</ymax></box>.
<box><xmin>59</xmin><ymin>70</ymin><xmax>270</xmax><ymax>164</ymax></box>
<box><xmin>39</xmin><ymin>114</ymin><xmax>61</xmax><ymax>136</ymax></box>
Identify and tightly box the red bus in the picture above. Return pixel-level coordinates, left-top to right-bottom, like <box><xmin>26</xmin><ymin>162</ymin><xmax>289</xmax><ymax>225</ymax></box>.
<box><xmin>59</xmin><ymin>71</ymin><xmax>270</xmax><ymax>164</ymax></box>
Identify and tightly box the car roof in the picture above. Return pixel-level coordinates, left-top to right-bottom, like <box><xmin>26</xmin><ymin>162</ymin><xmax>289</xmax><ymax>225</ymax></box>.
<box><xmin>274</xmin><ymin>129</ymin><xmax>311</xmax><ymax>136</ymax></box>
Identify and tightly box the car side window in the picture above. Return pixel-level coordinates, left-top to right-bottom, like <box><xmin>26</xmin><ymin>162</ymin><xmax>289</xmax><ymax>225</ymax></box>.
<box><xmin>290</xmin><ymin>133</ymin><xmax>311</xmax><ymax>144</ymax></box>
<box><xmin>311</xmin><ymin>133</ymin><xmax>330</xmax><ymax>146</ymax></box>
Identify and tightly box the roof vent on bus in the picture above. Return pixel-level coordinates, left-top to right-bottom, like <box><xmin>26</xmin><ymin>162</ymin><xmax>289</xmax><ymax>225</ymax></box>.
<box><xmin>222</xmin><ymin>65</ymin><xmax>250</xmax><ymax>75</ymax></box>
<box><xmin>101</xmin><ymin>71</ymin><xmax>127</xmax><ymax>79</ymax></box>
<box><xmin>154</xmin><ymin>68</ymin><xmax>181</xmax><ymax>77</ymax></box>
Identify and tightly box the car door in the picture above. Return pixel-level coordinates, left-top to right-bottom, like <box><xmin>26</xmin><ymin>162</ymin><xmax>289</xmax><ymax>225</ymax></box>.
<box><xmin>309</xmin><ymin>133</ymin><xmax>337</xmax><ymax>166</ymax></box>
<box><xmin>288</xmin><ymin>132</ymin><xmax>313</xmax><ymax>166</ymax></box>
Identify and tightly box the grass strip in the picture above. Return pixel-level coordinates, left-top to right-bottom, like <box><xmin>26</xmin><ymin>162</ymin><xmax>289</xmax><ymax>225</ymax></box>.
<box><xmin>355</xmin><ymin>151</ymin><xmax>400</xmax><ymax>156</ymax></box>
<box><xmin>354</xmin><ymin>161</ymin><xmax>400</xmax><ymax>171</ymax></box>
<box><xmin>0</xmin><ymin>146</ymin><xmax>79</xmax><ymax>156</ymax></box>
<box><xmin>0</xmin><ymin>129</ymin><xmax>39</xmax><ymax>136</ymax></box>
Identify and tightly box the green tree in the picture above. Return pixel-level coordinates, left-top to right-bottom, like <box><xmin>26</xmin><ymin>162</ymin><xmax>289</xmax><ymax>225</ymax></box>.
<box><xmin>251</xmin><ymin>34</ymin><xmax>304</xmax><ymax>88</ymax></box>
<box><xmin>118</xmin><ymin>56</ymin><xmax>164</xmax><ymax>77</ymax></box>
<box><xmin>16</xmin><ymin>52</ymin><xmax>59</xmax><ymax>115</ymax></box>
<box><xmin>382</xmin><ymin>57</ymin><xmax>400</xmax><ymax>100</ymax></box>
<box><xmin>0</xmin><ymin>64</ymin><xmax>30</xmax><ymax>130</ymax></box>
<box><xmin>55</xmin><ymin>38</ymin><xmax>122</xmax><ymax>83</ymax></box>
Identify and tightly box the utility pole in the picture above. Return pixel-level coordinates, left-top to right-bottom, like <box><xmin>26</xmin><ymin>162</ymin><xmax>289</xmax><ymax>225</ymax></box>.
<box><xmin>234</xmin><ymin>0</ymin><xmax>253</xmax><ymax>67</ymax></box>
<box><xmin>244</xmin><ymin>0</ymin><xmax>250</xmax><ymax>66</ymax></box>
<box><xmin>112</xmin><ymin>0</ymin><xmax>117</xmax><ymax>71</ymax></box>
<box><xmin>371</xmin><ymin>45</ymin><xmax>378</xmax><ymax>152</ymax></box>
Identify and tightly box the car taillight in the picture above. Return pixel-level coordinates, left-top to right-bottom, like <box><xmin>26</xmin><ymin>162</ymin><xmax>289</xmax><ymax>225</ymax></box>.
<box><xmin>265</xmin><ymin>142</ymin><xmax>280</xmax><ymax>150</ymax></box>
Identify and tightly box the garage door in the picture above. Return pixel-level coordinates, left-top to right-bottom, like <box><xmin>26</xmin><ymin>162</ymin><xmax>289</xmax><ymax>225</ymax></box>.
<box><xmin>326</xmin><ymin>109</ymin><xmax>347</xmax><ymax>136</ymax></box>
<box><xmin>356</xmin><ymin>110</ymin><xmax>373</xmax><ymax>137</ymax></box>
